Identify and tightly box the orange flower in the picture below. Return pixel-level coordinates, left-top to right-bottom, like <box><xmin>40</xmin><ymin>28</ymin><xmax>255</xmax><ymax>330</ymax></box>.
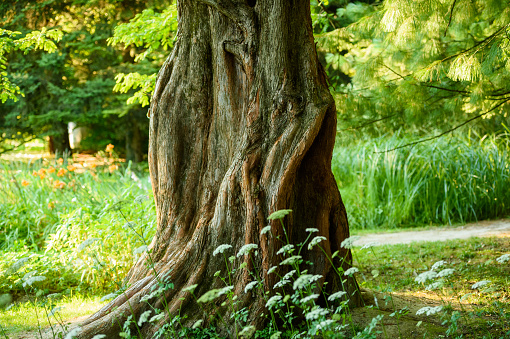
<box><xmin>105</xmin><ymin>144</ymin><xmax>114</xmax><ymax>152</ymax></box>
<box><xmin>47</xmin><ymin>166</ymin><xmax>56</xmax><ymax>173</ymax></box>
<box><xmin>53</xmin><ymin>180</ymin><xmax>66</xmax><ymax>189</ymax></box>
<box><xmin>48</xmin><ymin>201</ymin><xmax>55</xmax><ymax>209</ymax></box>
<box><xmin>89</xmin><ymin>163</ymin><xmax>97</xmax><ymax>169</ymax></box>
<box><xmin>108</xmin><ymin>164</ymin><xmax>118</xmax><ymax>173</ymax></box>
<box><xmin>21</xmin><ymin>179</ymin><xmax>30</xmax><ymax>187</ymax></box>
<box><xmin>57</xmin><ymin>158</ymin><xmax>64</xmax><ymax>165</ymax></box>
<box><xmin>67</xmin><ymin>165</ymin><xmax>76</xmax><ymax>172</ymax></box>
<box><xmin>32</xmin><ymin>171</ymin><xmax>38</xmax><ymax>177</ymax></box>
<box><xmin>38</xmin><ymin>168</ymin><xmax>47</xmax><ymax>175</ymax></box>
<box><xmin>57</xmin><ymin>168</ymin><xmax>66</xmax><ymax>177</ymax></box>
<box><xmin>39</xmin><ymin>173</ymin><xmax>46</xmax><ymax>180</ymax></box>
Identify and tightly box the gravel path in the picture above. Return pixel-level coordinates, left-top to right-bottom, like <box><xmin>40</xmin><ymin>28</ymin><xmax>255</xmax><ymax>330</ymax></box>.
<box><xmin>354</xmin><ymin>218</ymin><xmax>510</xmax><ymax>247</ymax></box>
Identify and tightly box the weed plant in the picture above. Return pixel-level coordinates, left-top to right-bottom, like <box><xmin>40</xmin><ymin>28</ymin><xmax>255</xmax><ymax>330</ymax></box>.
<box><xmin>333</xmin><ymin>134</ymin><xmax>510</xmax><ymax>230</ymax></box>
<box><xmin>0</xmin><ymin>146</ymin><xmax>155</xmax><ymax>297</ymax></box>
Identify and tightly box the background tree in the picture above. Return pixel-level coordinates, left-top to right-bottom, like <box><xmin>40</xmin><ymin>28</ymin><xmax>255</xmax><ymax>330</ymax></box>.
<box><xmin>315</xmin><ymin>0</ymin><xmax>510</xmax><ymax>141</ymax></box>
<box><xmin>0</xmin><ymin>0</ymin><xmax>171</xmax><ymax>159</ymax></box>
<box><xmin>76</xmin><ymin>1</ymin><xmax>358</xmax><ymax>337</ymax></box>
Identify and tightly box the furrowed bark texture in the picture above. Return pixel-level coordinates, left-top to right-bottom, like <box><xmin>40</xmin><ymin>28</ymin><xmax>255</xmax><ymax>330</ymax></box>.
<box><xmin>77</xmin><ymin>1</ymin><xmax>359</xmax><ymax>338</ymax></box>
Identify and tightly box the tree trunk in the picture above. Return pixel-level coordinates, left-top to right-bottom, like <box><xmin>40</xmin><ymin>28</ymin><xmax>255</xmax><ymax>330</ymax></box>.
<box><xmin>77</xmin><ymin>1</ymin><xmax>359</xmax><ymax>338</ymax></box>
<box><xmin>48</xmin><ymin>123</ymin><xmax>72</xmax><ymax>155</ymax></box>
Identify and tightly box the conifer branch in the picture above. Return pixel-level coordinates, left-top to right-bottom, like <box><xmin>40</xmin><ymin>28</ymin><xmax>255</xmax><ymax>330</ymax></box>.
<box><xmin>378</xmin><ymin>98</ymin><xmax>510</xmax><ymax>153</ymax></box>
<box><xmin>381</xmin><ymin>64</ymin><xmax>406</xmax><ymax>80</ymax></box>
<box><xmin>444</xmin><ymin>0</ymin><xmax>458</xmax><ymax>37</ymax></box>
<box><xmin>421</xmin><ymin>84</ymin><xmax>469</xmax><ymax>95</ymax></box>
<box><xmin>341</xmin><ymin>113</ymin><xmax>397</xmax><ymax>131</ymax></box>
<box><xmin>441</xmin><ymin>25</ymin><xmax>508</xmax><ymax>63</ymax></box>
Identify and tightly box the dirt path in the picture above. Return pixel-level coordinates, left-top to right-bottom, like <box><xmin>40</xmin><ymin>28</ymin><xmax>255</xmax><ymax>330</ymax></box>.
<box><xmin>354</xmin><ymin>218</ymin><xmax>510</xmax><ymax>247</ymax></box>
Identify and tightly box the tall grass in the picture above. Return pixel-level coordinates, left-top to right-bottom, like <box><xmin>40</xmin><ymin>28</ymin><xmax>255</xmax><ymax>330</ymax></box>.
<box><xmin>0</xmin><ymin>153</ymin><xmax>156</xmax><ymax>296</ymax></box>
<box><xmin>333</xmin><ymin>134</ymin><xmax>510</xmax><ymax>230</ymax></box>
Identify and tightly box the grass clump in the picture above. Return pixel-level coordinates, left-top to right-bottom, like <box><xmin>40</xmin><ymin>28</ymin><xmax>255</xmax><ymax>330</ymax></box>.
<box><xmin>0</xmin><ymin>147</ymin><xmax>156</xmax><ymax>297</ymax></box>
<box><xmin>333</xmin><ymin>134</ymin><xmax>510</xmax><ymax>230</ymax></box>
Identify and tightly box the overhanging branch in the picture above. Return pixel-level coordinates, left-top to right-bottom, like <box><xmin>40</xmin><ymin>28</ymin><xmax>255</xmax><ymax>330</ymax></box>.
<box><xmin>377</xmin><ymin>98</ymin><xmax>510</xmax><ymax>153</ymax></box>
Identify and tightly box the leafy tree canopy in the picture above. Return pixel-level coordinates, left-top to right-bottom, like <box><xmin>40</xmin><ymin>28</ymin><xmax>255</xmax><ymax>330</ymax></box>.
<box><xmin>315</xmin><ymin>0</ymin><xmax>510</xmax><ymax>141</ymax></box>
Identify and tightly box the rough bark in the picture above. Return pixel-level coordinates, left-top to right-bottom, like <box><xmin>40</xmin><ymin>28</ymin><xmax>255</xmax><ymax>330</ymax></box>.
<box><xmin>76</xmin><ymin>1</ymin><xmax>359</xmax><ymax>338</ymax></box>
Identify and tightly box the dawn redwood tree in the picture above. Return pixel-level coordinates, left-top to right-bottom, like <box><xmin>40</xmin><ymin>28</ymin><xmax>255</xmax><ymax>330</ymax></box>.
<box><xmin>77</xmin><ymin>1</ymin><xmax>359</xmax><ymax>337</ymax></box>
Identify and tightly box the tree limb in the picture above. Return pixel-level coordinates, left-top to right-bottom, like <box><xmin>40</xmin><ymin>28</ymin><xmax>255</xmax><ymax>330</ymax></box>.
<box><xmin>377</xmin><ymin>98</ymin><xmax>510</xmax><ymax>153</ymax></box>
<box><xmin>341</xmin><ymin>113</ymin><xmax>398</xmax><ymax>131</ymax></box>
<box><xmin>444</xmin><ymin>0</ymin><xmax>458</xmax><ymax>37</ymax></box>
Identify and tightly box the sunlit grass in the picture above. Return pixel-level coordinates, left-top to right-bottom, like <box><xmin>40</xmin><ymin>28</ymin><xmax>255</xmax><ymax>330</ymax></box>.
<box><xmin>354</xmin><ymin>237</ymin><xmax>510</xmax><ymax>309</ymax></box>
<box><xmin>0</xmin><ymin>295</ymin><xmax>106</xmax><ymax>335</ymax></box>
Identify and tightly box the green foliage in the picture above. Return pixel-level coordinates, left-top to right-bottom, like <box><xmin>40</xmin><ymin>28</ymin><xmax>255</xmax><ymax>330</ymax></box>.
<box><xmin>0</xmin><ymin>0</ymin><xmax>158</xmax><ymax>155</ymax></box>
<box><xmin>316</xmin><ymin>0</ymin><xmax>510</xmax><ymax>137</ymax></box>
<box><xmin>0</xmin><ymin>155</ymin><xmax>154</xmax><ymax>295</ymax></box>
<box><xmin>333</xmin><ymin>134</ymin><xmax>510</xmax><ymax>230</ymax></box>
<box><xmin>108</xmin><ymin>5</ymin><xmax>178</xmax><ymax>107</ymax></box>
<box><xmin>0</xmin><ymin>27</ymin><xmax>62</xmax><ymax>103</ymax></box>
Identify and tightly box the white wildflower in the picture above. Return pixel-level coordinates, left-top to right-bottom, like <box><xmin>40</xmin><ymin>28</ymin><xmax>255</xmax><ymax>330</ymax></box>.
<box><xmin>267</xmin><ymin>266</ymin><xmax>278</xmax><ymax>274</ymax></box>
<box><xmin>308</xmin><ymin>236</ymin><xmax>327</xmax><ymax>250</ymax></box>
<box><xmin>274</xmin><ymin>279</ymin><xmax>290</xmax><ymax>289</ymax></box>
<box><xmin>265</xmin><ymin>295</ymin><xmax>282</xmax><ymax>309</ymax></box>
<box><xmin>293</xmin><ymin>274</ymin><xmax>313</xmax><ymax>290</ymax></box>
<box><xmin>305</xmin><ymin>228</ymin><xmax>319</xmax><ymax>233</ymax></box>
<box><xmin>91</xmin><ymin>335</ymin><xmax>106</xmax><ymax>339</ymax></box>
<box><xmin>315</xmin><ymin>319</ymin><xmax>335</xmax><ymax>330</ymax></box>
<box><xmin>328</xmin><ymin>291</ymin><xmax>347</xmax><ymax>301</ymax></box>
<box><xmin>280</xmin><ymin>255</ymin><xmax>302</xmax><ymax>266</ymax></box>
<box><xmin>197</xmin><ymin>286</ymin><xmax>233</xmax><ymax>303</ymax></box>
<box><xmin>149</xmin><ymin>313</ymin><xmax>165</xmax><ymax>323</ymax></box>
<box><xmin>213</xmin><ymin>244</ymin><xmax>232</xmax><ymax>256</ymax></box>
<box><xmin>237</xmin><ymin>244</ymin><xmax>258</xmax><ymax>257</ymax></box>
<box><xmin>415</xmin><ymin>270</ymin><xmax>437</xmax><ymax>284</ymax></box>
<box><xmin>309</xmin><ymin>275</ymin><xmax>322</xmax><ymax>283</ymax></box>
<box><xmin>282</xmin><ymin>270</ymin><xmax>296</xmax><ymax>281</ymax></box>
<box><xmin>305</xmin><ymin>307</ymin><xmax>329</xmax><ymax>320</ymax></box>
<box><xmin>270</xmin><ymin>332</ymin><xmax>282</xmax><ymax>339</ymax></box>
<box><xmin>277</xmin><ymin>244</ymin><xmax>295</xmax><ymax>256</ymax></box>
<box><xmin>361</xmin><ymin>242</ymin><xmax>380</xmax><ymax>250</ymax></box>
<box><xmin>416</xmin><ymin>306</ymin><xmax>443</xmax><ymax>316</ymax></box>
<box><xmin>437</xmin><ymin>268</ymin><xmax>455</xmax><ymax>278</ymax></box>
<box><xmin>260</xmin><ymin>225</ymin><xmax>272</xmax><ymax>235</ymax></box>
<box><xmin>344</xmin><ymin>267</ymin><xmax>359</xmax><ymax>276</ymax></box>
<box><xmin>471</xmin><ymin>280</ymin><xmax>491</xmax><ymax>290</ymax></box>
<box><xmin>432</xmin><ymin>260</ymin><xmax>447</xmax><ymax>270</ymax></box>
<box><xmin>244</xmin><ymin>281</ymin><xmax>259</xmax><ymax>293</ymax></box>
<box><xmin>192</xmin><ymin>320</ymin><xmax>203</xmax><ymax>329</ymax></box>
<box><xmin>137</xmin><ymin>310</ymin><xmax>152</xmax><ymax>327</ymax></box>
<box><xmin>140</xmin><ymin>287</ymin><xmax>164</xmax><ymax>302</ymax></box>
<box><xmin>182</xmin><ymin>284</ymin><xmax>198</xmax><ymax>293</ymax></box>
<box><xmin>496</xmin><ymin>254</ymin><xmax>510</xmax><ymax>264</ymax></box>
<box><xmin>64</xmin><ymin>327</ymin><xmax>82</xmax><ymax>339</ymax></box>
<box><xmin>268</xmin><ymin>209</ymin><xmax>292</xmax><ymax>220</ymax></box>
<box><xmin>239</xmin><ymin>325</ymin><xmax>256</xmax><ymax>338</ymax></box>
<box><xmin>300</xmin><ymin>294</ymin><xmax>319</xmax><ymax>304</ymax></box>
<box><xmin>340</xmin><ymin>236</ymin><xmax>360</xmax><ymax>249</ymax></box>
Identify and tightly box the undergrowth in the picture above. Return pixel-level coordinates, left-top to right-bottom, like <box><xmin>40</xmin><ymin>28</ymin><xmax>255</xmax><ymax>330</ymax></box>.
<box><xmin>0</xmin><ymin>142</ymin><xmax>509</xmax><ymax>338</ymax></box>
<box><xmin>333</xmin><ymin>134</ymin><xmax>510</xmax><ymax>230</ymax></box>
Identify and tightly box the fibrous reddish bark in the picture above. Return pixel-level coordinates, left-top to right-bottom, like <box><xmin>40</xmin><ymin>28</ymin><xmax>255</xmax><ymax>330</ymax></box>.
<box><xmin>76</xmin><ymin>1</ymin><xmax>359</xmax><ymax>338</ymax></box>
